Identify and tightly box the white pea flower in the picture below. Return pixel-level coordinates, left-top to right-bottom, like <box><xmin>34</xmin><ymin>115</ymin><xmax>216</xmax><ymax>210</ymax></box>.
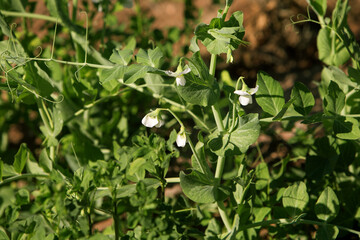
<box><xmin>165</xmin><ymin>66</ymin><xmax>191</xmax><ymax>86</ymax></box>
<box><xmin>234</xmin><ymin>79</ymin><xmax>259</xmax><ymax>106</ymax></box>
<box><xmin>176</xmin><ymin>128</ymin><xmax>186</xmax><ymax>147</ymax></box>
<box><xmin>141</xmin><ymin>110</ymin><xmax>164</xmax><ymax>128</ymax></box>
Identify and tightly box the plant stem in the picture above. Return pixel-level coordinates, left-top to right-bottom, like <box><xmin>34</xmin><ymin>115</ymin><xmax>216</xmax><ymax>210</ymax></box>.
<box><xmin>165</xmin><ymin>177</ymin><xmax>180</xmax><ymax>183</ymax></box>
<box><xmin>0</xmin><ymin>173</ymin><xmax>49</xmax><ymax>186</ymax></box>
<box><xmin>209</xmin><ymin>52</ymin><xmax>231</xmax><ymax>233</ymax></box>
<box><xmin>209</xmin><ymin>54</ymin><xmax>225</xmax><ymax>132</ymax></box>
<box><xmin>209</xmin><ymin>54</ymin><xmax>217</xmax><ymax>76</ymax></box>
<box><xmin>211</xmin><ymin>104</ymin><xmax>225</xmax><ymax>132</ymax></box>
<box><xmin>113</xmin><ymin>201</ymin><xmax>120</xmax><ymax>240</ymax></box>
<box><xmin>217</xmin><ymin>201</ymin><xmax>232</xmax><ymax>232</ymax></box>
<box><xmin>87</xmin><ymin>207</ymin><xmax>92</xmax><ymax>236</ymax></box>
<box><xmin>0</xmin><ymin>10</ymin><xmax>61</xmax><ymax>24</ymax></box>
<box><xmin>215</xmin><ymin>156</ymin><xmax>225</xmax><ymax>181</ymax></box>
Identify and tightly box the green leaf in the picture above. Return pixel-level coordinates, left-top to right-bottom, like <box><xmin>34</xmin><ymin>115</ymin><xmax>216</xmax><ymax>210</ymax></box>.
<box><xmin>15</xmin><ymin>189</ymin><xmax>30</xmax><ymax>206</ymax></box>
<box><xmin>306</xmin><ymin>137</ymin><xmax>338</xmax><ymax>180</ymax></box>
<box><xmin>0</xmin><ymin>14</ymin><xmax>12</xmax><ymax>37</ymax></box>
<box><xmin>336</xmin><ymin>141</ymin><xmax>356</xmax><ymax>171</ymax></box>
<box><xmin>127</xmin><ymin>158</ymin><xmax>147</xmax><ymax>181</ymax></box>
<box><xmin>316</xmin><ymin>225</ymin><xmax>339</xmax><ymax>240</ymax></box>
<box><xmin>180</xmin><ymin>170</ymin><xmax>225</xmax><ymax>203</ymax></box>
<box><xmin>253</xmin><ymin>207</ymin><xmax>271</xmax><ymax>222</ymax></box>
<box><xmin>332</xmin><ymin>0</ymin><xmax>349</xmax><ymax>29</ymax></box>
<box><xmin>307</xmin><ymin>0</ymin><xmax>327</xmax><ymax>16</ymax></box>
<box><xmin>205</xmin><ymin>219</ymin><xmax>221</xmax><ymax>238</ymax></box>
<box><xmin>136</xmin><ymin>47</ymin><xmax>163</xmax><ymax>68</ymax></box>
<box><xmin>291</xmin><ymin>82</ymin><xmax>315</xmax><ymax>116</ymax></box>
<box><xmin>144</xmin><ymin>73</ymin><xmax>164</xmax><ymax>94</ymax></box>
<box><xmin>109</xmin><ymin>49</ymin><xmax>133</xmax><ymax>66</ymax></box>
<box><xmin>189</xmin><ymin>36</ymin><xmax>200</xmax><ymax>53</ymax></box>
<box><xmin>322</xmin><ymin>66</ymin><xmax>356</xmax><ymax>93</ymax></box>
<box><xmin>317</xmin><ymin>28</ymin><xmax>350</xmax><ymax>66</ymax></box>
<box><xmin>334</xmin><ymin>116</ymin><xmax>360</xmax><ymax>140</ymax></box>
<box><xmin>192</xmin><ymin>136</ymin><xmax>213</xmax><ymax>177</ymax></box>
<box><xmin>52</xmin><ymin>106</ymin><xmax>63</xmax><ymax>137</ymax></box>
<box><xmin>39</xmin><ymin>149</ymin><xmax>53</xmax><ymax>172</ymax></box>
<box><xmin>348</xmin><ymin>66</ymin><xmax>360</xmax><ymax>85</ymax></box>
<box><xmin>116</xmin><ymin>179</ymin><xmax>160</xmax><ymax>198</ymax></box>
<box><xmin>27</xmin><ymin>155</ymin><xmax>46</xmax><ymax>175</ymax></box>
<box><xmin>315</xmin><ymin>187</ymin><xmax>339</xmax><ymax>222</ymax></box>
<box><xmin>24</xmin><ymin>62</ymin><xmax>58</xmax><ymax>99</ymax></box>
<box><xmin>255</xmin><ymin>162</ymin><xmax>270</xmax><ymax>190</ymax></box>
<box><xmin>272</xmin><ymin>98</ymin><xmax>297</xmax><ymax>120</ymax></box>
<box><xmin>0</xmin><ymin>229</ymin><xmax>9</xmax><ymax>240</ymax></box>
<box><xmin>282</xmin><ymin>182</ymin><xmax>309</xmax><ymax>217</ymax></box>
<box><xmin>187</xmin><ymin>52</ymin><xmax>212</xmax><ymax>83</ymax></box>
<box><xmin>2</xmin><ymin>164</ymin><xmax>18</xmax><ymax>177</ymax></box>
<box><xmin>99</xmin><ymin>65</ymin><xmax>125</xmax><ymax>92</ymax></box>
<box><xmin>195</xmin><ymin>11</ymin><xmax>246</xmax><ymax>55</ymax></box>
<box><xmin>124</xmin><ymin>64</ymin><xmax>154</xmax><ymax>84</ymax></box>
<box><xmin>255</xmin><ymin>71</ymin><xmax>285</xmax><ymax>116</ymax></box>
<box><xmin>208</xmin><ymin>113</ymin><xmax>260</xmax><ymax>156</ymax></box>
<box><xmin>0</xmin><ymin>159</ymin><xmax>3</xmax><ymax>181</ymax></box>
<box><xmin>177</xmin><ymin>73</ymin><xmax>220</xmax><ymax>107</ymax></box>
<box><xmin>14</xmin><ymin>143</ymin><xmax>28</xmax><ymax>174</ymax></box>
<box><xmin>324</xmin><ymin>81</ymin><xmax>345</xmax><ymax>115</ymax></box>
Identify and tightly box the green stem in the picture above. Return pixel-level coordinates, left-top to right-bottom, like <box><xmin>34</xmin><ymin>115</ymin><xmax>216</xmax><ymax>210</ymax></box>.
<box><xmin>87</xmin><ymin>207</ymin><xmax>92</xmax><ymax>236</ymax></box>
<box><xmin>209</xmin><ymin>54</ymin><xmax>225</xmax><ymax>132</ymax></box>
<box><xmin>209</xmin><ymin>48</ymin><xmax>231</xmax><ymax>234</ymax></box>
<box><xmin>36</xmin><ymin>99</ymin><xmax>52</xmax><ymax>132</ymax></box>
<box><xmin>26</xmin><ymin>57</ymin><xmax>113</xmax><ymax>69</ymax></box>
<box><xmin>49</xmin><ymin>146</ymin><xmax>55</xmax><ymax>161</ymax></box>
<box><xmin>209</xmin><ymin>54</ymin><xmax>217</xmax><ymax>76</ymax></box>
<box><xmin>113</xmin><ymin>201</ymin><xmax>120</xmax><ymax>240</ymax></box>
<box><xmin>165</xmin><ymin>177</ymin><xmax>180</xmax><ymax>183</ymax></box>
<box><xmin>215</xmin><ymin>156</ymin><xmax>225</xmax><ymax>181</ymax></box>
<box><xmin>211</xmin><ymin>104</ymin><xmax>225</xmax><ymax>132</ymax></box>
<box><xmin>217</xmin><ymin>201</ymin><xmax>232</xmax><ymax>232</ymax></box>
<box><xmin>0</xmin><ymin>173</ymin><xmax>49</xmax><ymax>186</ymax></box>
<box><xmin>0</xmin><ymin>10</ymin><xmax>61</xmax><ymax>23</ymax></box>
<box><xmin>186</xmin><ymin>133</ymin><xmax>204</xmax><ymax>174</ymax></box>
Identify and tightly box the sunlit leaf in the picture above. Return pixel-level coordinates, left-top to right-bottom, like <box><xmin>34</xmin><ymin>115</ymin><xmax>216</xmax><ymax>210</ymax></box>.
<box><xmin>255</xmin><ymin>71</ymin><xmax>285</xmax><ymax>116</ymax></box>
<box><xmin>315</xmin><ymin>187</ymin><xmax>339</xmax><ymax>222</ymax></box>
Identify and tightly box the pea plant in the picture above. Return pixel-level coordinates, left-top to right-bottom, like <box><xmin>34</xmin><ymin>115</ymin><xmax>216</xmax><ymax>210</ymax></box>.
<box><xmin>0</xmin><ymin>0</ymin><xmax>360</xmax><ymax>239</ymax></box>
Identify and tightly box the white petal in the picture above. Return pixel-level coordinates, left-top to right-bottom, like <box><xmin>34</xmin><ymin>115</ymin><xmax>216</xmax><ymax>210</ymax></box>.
<box><xmin>165</xmin><ymin>70</ymin><xmax>177</xmax><ymax>77</ymax></box>
<box><xmin>239</xmin><ymin>95</ymin><xmax>252</xmax><ymax>106</ymax></box>
<box><xmin>180</xmin><ymin>67</ymin><xmax>191</xmax><ymax>75</ymax></box>
<box><xmin>155</xmin><ymin>119</ymin><xmax>164</xmax><ymax>128</ymax></box>
<box><xmin>176</xmin><ymin>76</ymin><xmax>186</xmax><ymax>86</ymax></box>
<box><xmin>248</xmin><ymin>85</ymin><xmax>259</xmax><ymax>95</ymax></box>
<box><xmin>234</xmin><ymin>90</ymin><xmax>249</xmax><ymax>96</ymax></box>
<box><xmin>141</xmin><ymin>115</ymin><xmax>158</xmax><ymax>128</ymax></box>
<box><xmin>176</xmin><ymin>133</ymin><xmax>186</xmax><ymax>147</ymax></box>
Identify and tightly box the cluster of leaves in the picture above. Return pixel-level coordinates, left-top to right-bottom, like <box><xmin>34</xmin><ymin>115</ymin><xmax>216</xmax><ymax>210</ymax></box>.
<box><xmin>0</xmin><ymin>0</ymin><xmax>360</xmax><ymax>239</ymax></box>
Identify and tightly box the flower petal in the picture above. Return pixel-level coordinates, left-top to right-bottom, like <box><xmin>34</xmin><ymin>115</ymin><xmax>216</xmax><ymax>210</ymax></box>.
<box><xmin>141</xmin><ymin>115</ymin><xmax>159</xmax><ymax>128</ymax></box>
<box><xmin>155</xmin><ymin>119</ymin><xmax>164</xmax><ymax>128</ymax></box>
<box><xmin>176</xmin><ymin>133</ymin><xmax>186</xmax><ymax>147</ymax></box>
<box><xmin>180</xmin><ymin>67</ymin><xmax>191</xmax><ymax>75</ymax></box>
<box><xmin>239</xmin><ymin>95</ymin><xmax>252</xmax><ymax>106</ymax></box>
<box><xmin>234</xmin><ymin>90</ymin><xmax>250</xmax><ymax>96</ymax></box>
<box><xmin>248</xmin><ymin>85</ymin><xmax>259</xmax><ymax>95</ymax></box>
<box><xmin>165</xmin><ymin>70</ymin><xmax>177</xmax><ymax>77</ymax></box>
<box><xmin>176</xmin><ymin>76</ymin><xmax>186</xmax><ymax>86</ymax></box>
